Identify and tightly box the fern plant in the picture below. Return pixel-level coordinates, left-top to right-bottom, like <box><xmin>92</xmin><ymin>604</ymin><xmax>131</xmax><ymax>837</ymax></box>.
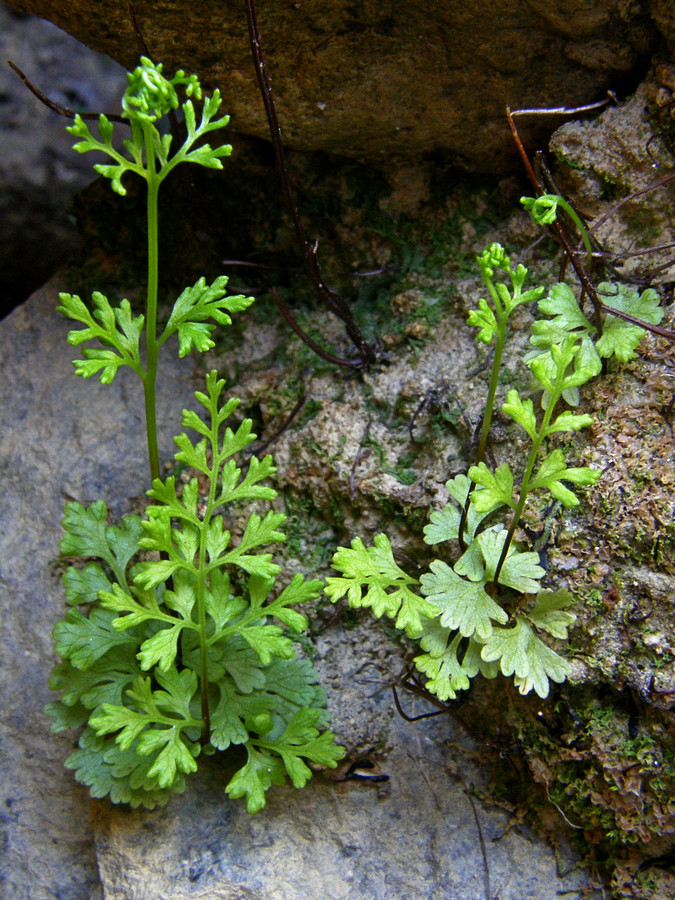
<box><xmin>47</xmin><ymin>59</ymin><xmax>344</xmax><ymax>811</ymax></box>
<box><xmin>57</xmin><ymin>57</ymin><xmax>251</xmax><ymax>482</ymax></box>
<box><xmin>47</xmin><ymin>372</ymin><xmax>344</xmax><ymax>811</ymax></box>
<box><xmin>325</xmin><ymin>242</ymin><xmax>663</xmax><ymax>701</ymax></box>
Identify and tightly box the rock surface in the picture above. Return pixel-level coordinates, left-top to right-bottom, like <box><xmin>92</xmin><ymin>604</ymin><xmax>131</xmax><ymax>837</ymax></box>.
<box><xmin>0</xmin><ymin>279</ymin><xmax>595</xmax><ymax>899</ymax></box>
<box><xmin>0</xmin><ymin>277</ymin><xmax>200</xmax><ymax>900</ymax></box>
<box><xmin>0</xmin><ymin>2</ymin><xmax>126</xmax><ymax>312</ymax></box>
<box><xmin>550</xmin><ymin>74</ymin><xmax>675</xmax><ymax>284</ymax></box>
<box><xmin>4</xmin><ymin>0</ymin><xmax>660</xmax><ymax>173</ymax></box>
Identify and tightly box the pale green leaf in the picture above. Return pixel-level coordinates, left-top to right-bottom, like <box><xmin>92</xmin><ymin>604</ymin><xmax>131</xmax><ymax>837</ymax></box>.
<box><xmin>423</xmin><ymin>474</ymin><xmax>489</xmax><ymax>545</ymax></box>
<box><xmin>527</xmin><ymin>589</ymin><xmax>576</xmax><ymax>639</ymax></box>
<box><xmin>414</xmin><ymin>628</ymin><xmax>471</xmax><ymax>701</ymax></box>
<box><xmin>225</xmin><ymin>744</ymin><xmax>287</xmax><ymax>813</ymax></box>
<box><xmin>161</xmin><ymin>276</ymin><xmax>254</xmax><ymax>356</ymax></box>
<box><xmin>63</xmin><ymin>563</ymin><xmax>112</xmax><ymax>606</ymax></box>
<box><xmin>136</xmin><ymin>623</ymin><xmax>185</xmax><ymax>672</ymax></box>
<box><xmin>58</xmin><ymin>292</ymin><xmax>144</xmax><ymax>382</ymax></box>
<box><xmin>467</xmin><ymin>298</ymin><xmax>497</xmax><ymax>343</ymax></box>
<box><xmin>256</xmin><ymin>707</ymin><xmax>344</xmax><ymax>788</ymax></box>
<box><xmin>60</xmin><ymin>501</ymin><xmax>142</xmax><ymax>584</ymax></box>
<box><xmin>477</xmin><ymin>529</ymin><xmax>545</xmax><ymax>593</ymax></box>
<box><xmin>326</xmin><ymin>534</ymin><xmax>435</xmax><ymax>637</ymax></box>
<box><xmin>453</xmin><ymin>528</ymin><xmax>491</xmax><ymax>582</ymax></box>
<box><xmin>529</xmin><ymin>448</ymin><xmax>601</xmax><ymax>507</ymax></box>
<box><xmin>262</xmin><ymin>573</ymin><xmax>318</xmax><ymax>631</ymax></box>
<box><xmin>424</xmin><ymin>503</ymin><xmax>461</xmax><ymax>545</ymax></box>
<box><xmin>537</xmin><ymin>282</ymin><xmax>593</xmax><ymax>334</ymax></box>
<box><xmin>596</xmin><ymin>283</ymin><xmax>663</xmax><ymax>362</ymax></box>
<box><xmin>139</xmin><ymin>729</ymin><xmax>199</xmax><ymax>788</ymax></box>
<box><xmin>547</xmin><ymin>410</ymin><xmax>594</xmax><ymax>434</ymax></box>
<box><xmin>461</xmin><ymin>636</ymin><xmax>500</xmax><ymax>679</ymax></box>
<box><xmin>47</xmin><ymin>647</ymin><xmax>139</xmax><ymax>713</ymax></box>
<box><xmin>481</xmin><ymin>617</ymin><xmax>572</xmax><ymax>698</ymax></box>
<box><xmin>421</xmin><ymin>560</ymin><xmax>508</xmax><ymax>640</ymax></box>
<box><xmin>65</xmin><ymin>728</ymin><xmax>180</xmax><ymax>808</ymax></box>
<box><xmin>468</xmin><ymin>462</ymin><xmax>515</xmax><ymax>514</ymax></box>
<box><xmin>210</xmin><ymin>678</ymin><xmax>275</xmax><ymax>750</ymax></box>
<box><xmin>501</xmin><ymin>390</ymin><xmax>537</xmax><ymax>440</ymax></box>
<box><xmin>53</xmin><ymin>607</ymin><xmax>138</xmax><ymax>670</ymax></box>
<box><xmin>237</xmin><ymin>622</ymin><xmax>294</xmax><ymax>665</ymax></box>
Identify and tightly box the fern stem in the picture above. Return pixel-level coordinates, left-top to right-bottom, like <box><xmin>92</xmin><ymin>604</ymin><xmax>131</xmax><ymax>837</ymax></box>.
<box><xmin>195</xmin><ymin>414</ymin><xmax>222</xmax><ymax>742</ymax></box>
<box><xmin>459</xmin><ymin>279</ymin><xmax>506</xmax><ymax>548</ymax></box>
<box><xmin>196</xmin><ymin>531</ymin><xmax>212</xmax><ymax>741</ymax></box>
<box><xmin>554</xmin><ymin>196</ymin><xmax>593</xmax><ymax>270</ymax></box>
<box><xmin>493</xmin><ymin>380</ymin><xmax>559</xmax><ymax>585</ymax></box>
<box><xmin>142</xmin><ymin>124</ymin><xmax>161</xmax><ymax>484</ymax></box>
<box><xmin>475</xmin><ymin>328</ymin><xmax>505</xmax><ymax>468</ymax></box>
<box><xmin>492</xmin><ymin>431</ymin><xmax>542</xmax><ymax>585</ymax></box>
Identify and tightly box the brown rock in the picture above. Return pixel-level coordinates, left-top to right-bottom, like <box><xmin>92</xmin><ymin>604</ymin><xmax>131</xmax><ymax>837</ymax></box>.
<box><xmin>550</xmin><ymin>80</ymin><xmax>675</xmax><ymax>284</ymax></box>
<box><xmin>4</xmin><ymin>0</ymin><xmax>660</xmax><ymax>173</ymax></box>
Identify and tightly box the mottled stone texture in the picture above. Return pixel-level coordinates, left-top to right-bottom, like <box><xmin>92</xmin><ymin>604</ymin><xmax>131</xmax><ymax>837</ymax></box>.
<box><xmin>550</xmin><ymin>76</ymin><xmax>675</xmax><ymax>284</ymax></box>
<box><xmin>3</xmin><ymin>0</ymin><xmax>660</xmax><ymax>173</ymax></box>
<box><xmin>0</xmin><ymin>3</ymin><xmax>126</xmax><ymax>312</ymax></box>
<box><xmin>0</xmin><ymin>279</ymin><xmax>199</xmax><ymax>900</ymax></box>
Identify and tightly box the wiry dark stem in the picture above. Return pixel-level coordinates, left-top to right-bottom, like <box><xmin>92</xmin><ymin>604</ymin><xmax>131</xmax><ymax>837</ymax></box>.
<box><xmin>126</xmin><ymin>0</ymin><xmax>151</xmax><ymax>56</ymax></box>
<box><xmin>244</xmin><ymin>0</ymin><xmax>376</xmax><ymax>366</ymax></box>
<box><xmin>506</xmin><ymin>105</ymin><xmax>606</xmax><ymax>327</ymax></box>
<box><xmin>271</xmin><ymin>289</ymin><xmax>365</xmax><ymax>369</ymax></box>
<box><xmin>7</xmin><ymin>60</ymin><xmax>126</xmax><ymax>123</ymax></box>
<box><xmin>507</xmin><ymin>104</ymin><xmax>675</xmax><ymax>344</ymax></box>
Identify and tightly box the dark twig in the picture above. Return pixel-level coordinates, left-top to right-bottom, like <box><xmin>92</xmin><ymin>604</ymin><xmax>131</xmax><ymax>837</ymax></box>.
<box><xmin>126</xmin><ymin>0</ymin><xmax>151</xmax><ymax>57</ymax></box>
<box><xmin>271</xmin><ymin>289</ymin><xmax>364</xmax><ymax>368</ymax></box>
<box><xmin>7</xmin><ymin>60</ymin><xmax>127</xmax><ymax>123</ymax></box>
<box><xmin>246</xmin><ymin>393</ymin><xmax>306</xmax><ymax>458</ymax></box>
<box><xmin>509</xmin><ymin>94</ymin><xmax>617</xmax><ymax>118</ymax></box>
<box><xmin>507</xmin><ymin>105</ymin><xmax>605</xmax><ymax>327</ymax></box>
<box><xmin>393</xmin><ymin>668</ymin><xmax>480</xmax><ymax>741</ymax></box>
<box><xmin>408</xmin><ymin>388</ymin><xmax>441</xmax><ymax>441</ymax></box>
<box><xmin>392</xmin><ymin>681</ymin><xmax>446</xmax><ymax>722</ymax></box>
<box><xmin>450</xmin><ymin>761</ymin><xmax>493</xmax><ymax>900</ymax></box>
<box><xmin>507</xmin><ymin>105</ymin><xmax>675</xmax><ymax>344</ymax></box>
<box><xmin>244</xmin><ymin>0</ymin><xmax>376</xmax><ymax>366</ymax></box>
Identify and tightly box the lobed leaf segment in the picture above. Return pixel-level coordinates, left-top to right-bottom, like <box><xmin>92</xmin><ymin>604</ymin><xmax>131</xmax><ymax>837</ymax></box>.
<box><xmin>326</xmin><ymin>241</ymin><xmax>662</xmax><ymax>701</ymax></box>
<box><xmin>47</xmin><ymin>372</ymin><xmax>344</xmax><ymax>811</ymax></box>
<box><xmin>56</xmin><ymin>58</ymin><xmax>253</xmax><ymax>483</ymax></box>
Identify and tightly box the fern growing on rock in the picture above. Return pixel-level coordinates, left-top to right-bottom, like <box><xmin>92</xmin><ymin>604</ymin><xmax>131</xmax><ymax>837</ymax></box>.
<box><xmin>47</xmin><ymin>372</ymin><xmax>344</xmax><ymax>811</ymax></box>
<box><xmin>46</xmin><ymin>59</ymin><xmax>343</xmax><ymax>811</ymax></box>
<box><xmin>326</xmin><ymin>242</ymin><xmax>662</xmax><ymax>701</ymax></box>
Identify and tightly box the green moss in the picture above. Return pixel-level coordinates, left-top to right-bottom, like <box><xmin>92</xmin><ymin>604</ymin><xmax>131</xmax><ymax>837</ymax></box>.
<box><xmin>527</xmin><ymin>692</ymin><xmax>675</xmax><ymax>856</ymax></box>
<box><xmin>281</xmin><ymin>488</ymin><xmax>338</xmax><ymax>573</ymax></box>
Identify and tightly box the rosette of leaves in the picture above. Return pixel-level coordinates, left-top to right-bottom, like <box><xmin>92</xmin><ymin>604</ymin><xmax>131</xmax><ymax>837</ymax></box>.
<box><xmin>325</xmin><ymin>245</ymin><xmax>626</xmax><ymax>702</ymax></box>
<box><xmin>46</xmin><ymin>372</ymin><xmax>344</xmax><ymax>812</ymax></box>
<box><xmin>326</xmin><ymin>342</ymin><xmax>597</xmax><ymax>700</ymax></box>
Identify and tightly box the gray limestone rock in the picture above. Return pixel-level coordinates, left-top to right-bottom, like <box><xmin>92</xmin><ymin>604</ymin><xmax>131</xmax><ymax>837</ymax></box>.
<box><xmin>0</xmin><ymin>277</ymin><xmax>198</xmax><ymax>899</ymax></box>
<box><xmin>549</xmin><ymin>78</ymin><xmax>675</xmax><ymax>284</ymax></box>
<box><xmin>0</xmin><ymin>2</ymin><xmax>127</xmax><ymax>309</ymax></box>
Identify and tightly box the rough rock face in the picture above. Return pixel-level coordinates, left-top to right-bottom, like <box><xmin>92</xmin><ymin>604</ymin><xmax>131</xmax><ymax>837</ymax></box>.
<box><xmin>0</xmin><ymin>3</ymin><xmax>126</xmax><ymax>312</ymax></box>
<box><xmin>550</xmin><ymin>73</ymin><xmax>675</xmax><ymax>285</ymax></box>
<box><xmin>4</xmin><ymin>0</ymin><xmax>660</xmax><ymax>173</ymax></box>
